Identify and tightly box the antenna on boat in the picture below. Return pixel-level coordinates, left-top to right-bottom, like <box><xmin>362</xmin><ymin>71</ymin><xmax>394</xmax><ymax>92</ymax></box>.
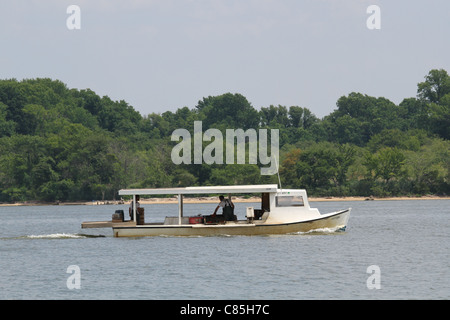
<box><xmin>274</xmin><ymin>155</ymin><xmax>282</xmax><ymax>191</ymax></box>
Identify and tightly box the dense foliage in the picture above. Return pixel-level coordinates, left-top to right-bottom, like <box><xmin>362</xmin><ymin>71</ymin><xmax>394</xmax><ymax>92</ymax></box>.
<box><xmin>0</xmin><ymin>69</ymin><xmax>449</xmax><ymax>201</ymax></box>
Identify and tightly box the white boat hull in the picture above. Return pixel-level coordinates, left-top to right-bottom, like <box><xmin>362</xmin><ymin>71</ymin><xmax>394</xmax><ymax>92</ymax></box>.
<box><xmin>112</xmin><ymin>209</ymin><xmax>350</xmax><ymax>237</ymax></box>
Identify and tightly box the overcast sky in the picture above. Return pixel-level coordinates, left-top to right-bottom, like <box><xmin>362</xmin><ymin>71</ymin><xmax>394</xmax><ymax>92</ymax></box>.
<box><xmin>1</xmin><ymin>0</ymin><xmax>449</xmax><ymax>118</ymax></box>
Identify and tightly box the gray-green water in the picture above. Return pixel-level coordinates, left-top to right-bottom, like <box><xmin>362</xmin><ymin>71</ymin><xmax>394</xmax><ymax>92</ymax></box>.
<box><xmin>0</xmin><ymin>200</ymin><xmax>448</xmax><ymax>299</ymax></box>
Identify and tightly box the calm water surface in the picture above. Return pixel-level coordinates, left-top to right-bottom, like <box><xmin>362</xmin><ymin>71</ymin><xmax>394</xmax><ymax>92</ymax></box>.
<box><xmin>0</xmin><ymin>200</ymin><xmax>448</xmax><ymax>299</ymax></box>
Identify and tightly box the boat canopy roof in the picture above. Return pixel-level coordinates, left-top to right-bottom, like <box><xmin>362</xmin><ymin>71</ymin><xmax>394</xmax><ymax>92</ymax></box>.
<box><xmin>118</xmin><ymin>184</ymin><xmax>279</xmax><ymax>196</ymax></box>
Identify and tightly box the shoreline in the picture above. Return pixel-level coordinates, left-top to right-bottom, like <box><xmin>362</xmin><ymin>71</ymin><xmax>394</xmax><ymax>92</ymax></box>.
<box><xmin>0</xmin><ymin>195</ymin><xmax>448</xmax><ymax>206</ymax></box>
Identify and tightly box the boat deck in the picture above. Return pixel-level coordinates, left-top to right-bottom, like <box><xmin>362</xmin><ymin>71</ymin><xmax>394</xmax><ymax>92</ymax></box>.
<box><xmin>81</xmin><ymin>219</ymin><xmax>255</xmax><ymax>229</ymax></box>
<box><xmin>81</xmin><ymin>220</ymin><xmax>136</xmax><ymax>228</ymax></box>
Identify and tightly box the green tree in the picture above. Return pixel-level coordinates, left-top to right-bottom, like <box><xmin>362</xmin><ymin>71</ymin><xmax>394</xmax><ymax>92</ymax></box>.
<box><xmin>398</xmin><ymin>98</ymin><xmax>430</xmax><ymax>131</ymax></box>
<box><xmin>417</xmin><ymin>69</ymin><xmax>450</xmax><ymax>104</ymax></box>
<box><xmin>208</xmin><ymin>164</ymin><xmax>261</xmax><ymax>186</ymax></box>
<box><xmin>38</xmin><ymin>179</ymin><xmax>75</xmax><ymax>202</ymax></box>
<box><xmin>78</xmin><ymin>89</ymin><xmax>102</xmax><ymax>115</ymax></box>
<box><xmin>288</xmin><ymin>106</ymin><xmax>319</xmax><ymax>129</ymax></box>
<box><xmin>324</xmin><ymin>93</ymin><xmax>400</xmax><ymax>145</ymax></box>
<box><xmin>280</xmin><ymin>148</ymin><xmax>302</xmax><ymax>188</ymax></box>
<box><xmin>366</xmin><ymin>129</ymin><xmax>425</xmax><ymax>152</ymax></box>
<box><xmin>0</xmin><ymin>79</ymin><xmax>29</xmax><ymax>134</ymax></box>
<box><xmin>405</xmin><ymin>138</ymin><xmax>449</xmax><ymax>194</ymax></box>
<box><xmin>333</xmin><ymin>144</ymin><xmax>356</xmax><ymax>187</ymax></box>
<box><xmin>0</xmin><ymin>102</ymin><xmax>16</xmax><ymax>136</ymax></box>
<box><xmin>196</xmin><ymin>93</ymin><xmax>259</xmax><ymax>130</ymax></box>
<box><xmin>364</xmin><ymin>147</ymin><xmax>406</xmax><ymax>184</ymax></box>
<box><xmin>427</xmin><ymin>101</ymin><xmax>450</xmax><ymax>140</ymax></box>
<box><xmin>260</xmin><ymin>105</ymin><xmax>289</xmax><ymax>128</ymax></box>
<box><xmin>416</xmin><ymin>69</ymin><xmax>450</xmax><ymax>139</ymax></box>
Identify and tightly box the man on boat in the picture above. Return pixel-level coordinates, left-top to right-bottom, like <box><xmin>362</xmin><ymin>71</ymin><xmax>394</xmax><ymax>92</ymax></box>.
<box><xmin>129</xmin><ymin>195</ymin><xmax>140</xmax><ymax>221</ymax></box>
<box><xmin>213</xmin><ymin>195</ymin><xmax>235</xmax><ymax>221</ymax></box>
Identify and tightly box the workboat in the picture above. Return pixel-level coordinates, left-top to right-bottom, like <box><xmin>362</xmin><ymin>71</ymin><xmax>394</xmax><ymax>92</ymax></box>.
<box><xmin>81</xmin><ymin>184</ymin><xmax>350</xmax><ymax>237</ymax></box>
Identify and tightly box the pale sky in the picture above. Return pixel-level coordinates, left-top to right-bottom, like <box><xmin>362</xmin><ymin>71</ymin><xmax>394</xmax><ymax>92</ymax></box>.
<box><xmin>1</xmin><ymin>0</ymin><xmax>449</xmax><ymax>118</ymax></box>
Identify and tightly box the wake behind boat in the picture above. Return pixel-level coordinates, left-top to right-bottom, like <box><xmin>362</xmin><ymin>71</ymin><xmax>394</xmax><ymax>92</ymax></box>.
<box><xmin>81</xmin><ymin>184</ymin><xmax>350</xmax><ymax>237</ymax></box>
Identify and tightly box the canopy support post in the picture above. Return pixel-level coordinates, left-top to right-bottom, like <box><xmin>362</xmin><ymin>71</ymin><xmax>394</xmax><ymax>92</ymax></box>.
<box><xmin>178</xmin><ymin>194</ymin><xmax>183</xmax><ymax>225</ymax></box>
<box><xmin>133</xmin><ymin>194</ymin><xmax>137</xmax><ymax>223</ymax></box>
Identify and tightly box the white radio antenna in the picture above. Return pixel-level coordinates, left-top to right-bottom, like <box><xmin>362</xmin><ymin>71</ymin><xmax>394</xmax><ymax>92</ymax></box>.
<box><xmin>274</xmin><ymin>155</ymin><xmax>282</xmax><ymax>191</ymax></box>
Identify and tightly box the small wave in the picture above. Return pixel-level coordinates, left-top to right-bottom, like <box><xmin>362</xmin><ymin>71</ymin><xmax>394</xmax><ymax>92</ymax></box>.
<box><xmin>25</xmin><ymin>233</ymin><xmax>105</xmax><ymax>239</ymax></box>
<box><xmin>308</xmin><ymin>226</ymin><xmax>346</xmax><ymax>233</ymax></box>
<box><xmin>292</xmin><ymin>226</ymin><xmax>347</xmax><ymax>235</ymax></box>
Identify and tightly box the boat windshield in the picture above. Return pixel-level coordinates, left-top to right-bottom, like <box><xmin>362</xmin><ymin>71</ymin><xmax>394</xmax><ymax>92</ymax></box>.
<box><xmin>275</xmin><ymin>195</ymin><xmax>304</xmax><ymax>207</ymax></box>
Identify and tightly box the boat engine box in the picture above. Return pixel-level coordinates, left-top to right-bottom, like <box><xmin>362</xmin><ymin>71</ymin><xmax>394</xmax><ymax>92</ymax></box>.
<box><xmin>203</xmin><ymin>215</ymin><xmax>225</xmax><ymax>224</ymax></box>
<box><xmin>189</xmin><ymin>216</ymin><xmax>203</xmax><ymax>224</ymax></box>
<box><xmin>112</xmin><ymin>210</ymin><xmax>124</xmax><ymax>222</ymax></box>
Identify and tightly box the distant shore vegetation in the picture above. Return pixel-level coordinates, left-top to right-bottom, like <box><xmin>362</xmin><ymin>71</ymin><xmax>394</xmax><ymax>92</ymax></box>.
<box><xmin>0</xmin><ymin>69</ymin><xmax>449</xmax><ymax>202</ymax></box>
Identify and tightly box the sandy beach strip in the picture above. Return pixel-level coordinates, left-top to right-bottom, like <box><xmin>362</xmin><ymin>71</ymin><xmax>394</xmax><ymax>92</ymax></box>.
<box><xmin>1</xmin><ymin>195</ymin><xmax>448</xmax><ymax>206</ymax></box>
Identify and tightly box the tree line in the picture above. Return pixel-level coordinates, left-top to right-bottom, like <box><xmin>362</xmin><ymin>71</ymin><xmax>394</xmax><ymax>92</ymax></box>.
<box><xmin>0</xmin><ymin>69</ymin><xmax>449</xmax><ymax>202</ymax></box>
